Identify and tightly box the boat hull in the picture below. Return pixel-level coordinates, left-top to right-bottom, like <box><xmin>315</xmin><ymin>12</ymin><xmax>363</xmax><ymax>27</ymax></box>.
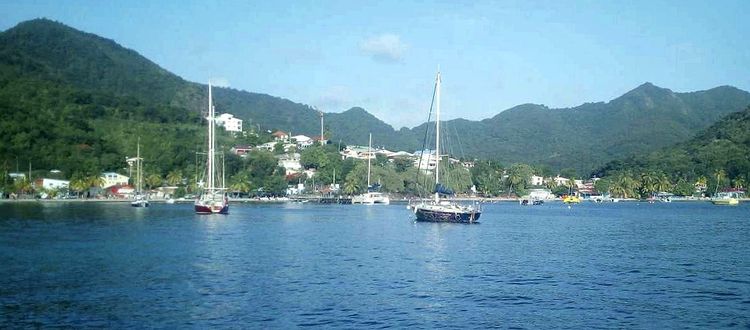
<box><xmin>712</xmin><ymin>198</ymin><xmax>739</xmax><ymax>205</ymax></box>
<box><xmin>194</xmin><ymin>203</ymin><xmax>229</xmax><ymax>214</ymax></box>
<box><xmin>194</xmin><ymin>195</ymin><xmax>229</xmax><ymax>214</ymax></box>
<box><xmin>130</xmin><ymin>201</ymin><xmax>149</xmax><ymax>207</ymax></box>
<box><xmin>415</xmin><ymin>207</ymin><xmax>481</xmax><ymax>223</ymax></box>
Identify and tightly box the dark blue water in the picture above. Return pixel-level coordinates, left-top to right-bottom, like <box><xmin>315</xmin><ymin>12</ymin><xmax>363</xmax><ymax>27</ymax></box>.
<box><xmin>1</xmin><ymin>201</ymin><xmax>749</xmax><ymax>328</ymax></box>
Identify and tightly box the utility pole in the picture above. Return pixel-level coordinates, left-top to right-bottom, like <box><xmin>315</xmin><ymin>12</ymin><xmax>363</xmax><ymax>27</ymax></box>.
<box><xmin>319</xmin><ymin>110</ymin><xmax>324</xmax><ymax>146</ymax></box>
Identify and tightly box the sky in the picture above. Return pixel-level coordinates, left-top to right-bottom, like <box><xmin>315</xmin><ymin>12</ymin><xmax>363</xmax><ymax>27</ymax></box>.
<box><xmin>1</xmin><ymin>0</ymin><xmax>748</xmax><ymax>128</ymax></box>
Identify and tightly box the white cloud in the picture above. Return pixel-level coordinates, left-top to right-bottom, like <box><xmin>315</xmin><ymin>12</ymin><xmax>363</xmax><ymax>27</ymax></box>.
<box><xmin>359</xmin><ymin>34</ymin><xmax>407</xmax><ymax>62</ymax></box>
<box><xmin>209</xmin><ymin>77</ymin><xmax>231</xmax><ymax>87</ymax></box>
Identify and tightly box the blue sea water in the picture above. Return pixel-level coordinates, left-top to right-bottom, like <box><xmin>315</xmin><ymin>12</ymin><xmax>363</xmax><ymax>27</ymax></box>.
<box><xmin>0</xmin><ymin>201</ymin><xmax>748</xmax><ymax>328</ymax></box>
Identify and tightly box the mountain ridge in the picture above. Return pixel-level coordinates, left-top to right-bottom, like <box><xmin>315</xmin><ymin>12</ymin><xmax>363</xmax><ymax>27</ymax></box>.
<box><xmin>2</xmin><ymin>18</ymin><xmax>750</xmax><ymax>174</ymax></box>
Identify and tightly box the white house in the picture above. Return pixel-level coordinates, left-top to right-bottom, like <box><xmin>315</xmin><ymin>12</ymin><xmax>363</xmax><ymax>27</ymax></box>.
<box><xmin>530</xmin><ymin>175</ymin><xmax>544</xmax><ymax>186</ymax></box>
<box><xmin>256</xmin><ymin>142</ymin><xmax>277</xmax><ymax>152</ymax></box>
<box><xmin>553</xmin><ymin>176</ymin><xmax>570</xmax><ymax>187</ymax></box>
<box><xmin>216</xmin><ymin>113</ymin><xmax>243</xmax><ymax>132</ymax></box>
<box><xmin>278</xmin><ymin>153</ymin><xmax>303</xmax><ymax>175</ymax></box>
<box><xmin>35</xmin><ymin>178</ymin><xmax>69</xmax><ymax>190</ymax></box>
<box><xmin>101</xmin><ymin>172</ymin><xmax>129</xmax><ymax>188</ymax></box>
<box><xmin>291</xmin><ymin>135</ymin><xmax>314</xmax><ymax>149</ymax></box>
<box><xmin>413</xmin><ymin>150</ymin><xmax>441</xmax><ymax>171</ymax></box>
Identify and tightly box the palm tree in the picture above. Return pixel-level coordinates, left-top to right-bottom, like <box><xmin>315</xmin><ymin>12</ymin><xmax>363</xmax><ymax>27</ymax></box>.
<box><xmin>82</xmin><ymin>175</ymin><xmax>105</xmax><ymax>198</ymax></box>
<box><xmin>732</xmin><ymin>177</ymin><xmax>746</xmax><ymax>189</ymax></box>
<box><xmin>610</xmin><ymin>172</ymin><xmax>639</xmax><ymax>199</ymax></box>
<box><xmin>13</xmin><ymin>178</ymin><xmax>32</xmax><ymax>197</ymax></box>
<box><xmin>166</xmin><ymin>170</ymin><xmax>183</xmax><ymax>186</ymax></box>
<box><xmin>505</xmin><ymin>164</ymin><xmax>532</xmax><ymax>197</ymax></box>
<box><xmin>545</xmin><ymin>179</ymin><xmax>557</xmax><ymax>190</ymax></box>
<box><xmin>69</xmin><ymin>176</ymin><xmax>88</xmax><ymax>198</ymax></box>
<box><xmin>713</xmin><ymin>169</ymin><xmax>727</xmax><ymax>196</ymax></box>
<box><xmin>145</xmin><ymin>173</ymin><xmax>163</xmax><ymax>190</ymax></box>
<box><xmin>639</xmin><ymin>171</ymin><xmax>659</xmax><ymax>198</ymax></box>
<box><xmin>229</xmin><ymin>172</ymin><xmax>251</xmax><ymax>197</ymax></box>
<box><xmin>343</xmin><ymin>178</ymin><xmax>361</xmax><ymax>195</ymax></box>
<box><xmin>655</xmin><ymin>173</ymin><xmax>671</xmax><ymax>193</ymax></box>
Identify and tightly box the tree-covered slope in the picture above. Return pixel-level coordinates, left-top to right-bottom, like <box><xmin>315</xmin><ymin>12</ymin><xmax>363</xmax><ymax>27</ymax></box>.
<box><xmin>423</xmin><ymin>83</ymin><xmax>750</xmax><ymax>173</ymax></box>
<box><xmin>593</xmin><ymin>106</ymin><xmax>750</xmax><ymax>184</ymax></box>
<box><xmin>1</xmin><ymin>18</ymin><xmax>749</xmax><ymax>178</ymax></box>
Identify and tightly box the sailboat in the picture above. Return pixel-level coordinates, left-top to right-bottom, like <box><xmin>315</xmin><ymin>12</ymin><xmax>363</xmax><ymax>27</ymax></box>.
<box><xmin>351</xmin><ymin>133</ymin><xmax>390</xmax><ymax>205</ymax></box>
<box><xmin>410</xmin><ymin>71</ymin><xmax>481</xmax><ymax>223</ymax></box>
<box><xmin>130</xmin><ymin>137</ymin><xmax>149</xmax><ymax>207</ymax></box>
<box><xmin>194</xmin><ymin>82</ymin><xmax>229</xmax><ymax>214</ymax></box>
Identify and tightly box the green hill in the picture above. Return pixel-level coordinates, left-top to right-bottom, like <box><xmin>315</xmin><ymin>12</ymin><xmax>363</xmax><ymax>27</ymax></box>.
<box><xmin>1</xmin><ymin>18</ymin><xmax>749</xmax><ymax>178</ymax></box>
<box><xmin>593</xmin><ymin>106</ymin><xmax>750</xmax><ymax>186</ymax></box>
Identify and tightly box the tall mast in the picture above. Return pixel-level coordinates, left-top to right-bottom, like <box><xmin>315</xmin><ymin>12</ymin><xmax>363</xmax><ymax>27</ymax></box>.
<box><xmin>319</xmin><ymin>111</ymin><xmax>325</xmax><ymax>146</ymax></box>
<box><xmin>367</xmin><ymin>133</ymin><xmax>372</xmax><ymax>189</ymax></box>
<box><xmin>136</xmin><ymin>137</ymin><xmax>141</xmax><ymax>193</ymax></box>
<box><xmin>207</xmin><ymin>82</ymin><xmax>214</xmax><ymax>191</ymax></box>
<box><xmin>434</xmin><ymin>71</ymin><xmax>441</xmax><ymax>202</ymax></box>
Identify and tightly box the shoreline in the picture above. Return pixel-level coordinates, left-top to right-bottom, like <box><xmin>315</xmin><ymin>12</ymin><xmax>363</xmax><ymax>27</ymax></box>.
<box><xmin>1</xmin><ymin>196</ymin><xmax>744</xmax><ymax>204</ymax></box>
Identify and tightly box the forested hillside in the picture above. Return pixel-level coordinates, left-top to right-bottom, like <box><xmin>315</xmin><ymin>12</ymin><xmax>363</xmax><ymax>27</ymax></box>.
<box><xmin>593</xmin><ymin>106</ymin><xmax>750</xmax><ymax>195</ymax></box>
<box><xmin>1</xmin><ymin>18</ymin><xmax>749</xmax><ymax>180</ymax></box>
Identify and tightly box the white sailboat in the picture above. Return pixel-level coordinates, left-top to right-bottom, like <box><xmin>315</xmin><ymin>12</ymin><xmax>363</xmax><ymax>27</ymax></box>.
<box><xmin>130</xmin><ymin>137</ymin><xmax>149</xmax><ymax>207</ymax></box>
<box><xmin>194</xmin><ymin>82</ymin><xmax>229</xmax><ymax>214</ymax></box>
<box><xmin>351</xmin><ymin>133</ymin><xmax>390</xmax><ymax>205</ymax></box>
<box><xmin>410</xmin><ymin>71</ymin><xmax>481</xmax><ymax>223</ymax></box>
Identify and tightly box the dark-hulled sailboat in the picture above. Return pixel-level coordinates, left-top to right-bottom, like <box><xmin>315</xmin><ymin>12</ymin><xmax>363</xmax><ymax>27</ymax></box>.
<box><xmin>410</xmin><ymin>71</ymin><xmax>481</xmax><ymax>223</ymax></box>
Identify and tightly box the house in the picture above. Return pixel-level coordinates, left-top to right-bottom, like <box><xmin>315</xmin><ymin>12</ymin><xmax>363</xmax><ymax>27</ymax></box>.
<box><xmin>272</xmin><ymin>130</ymin><xmax>289</xmax><ymax>141</ymax></box>
<box><xmin>340</xmin><ymin>145</ymin><xmax>369</xmax><ymax>159</ymax></box>
<box><xmin>216</xmin><ymin>113</ymin><xmax>243</xmax><ymax>132</ymax></box>
<box><xmin>312</xmin><ymin>136</ymin><xmax>328</xmax><ymax>146</ymax></box>
<box><xmin>35</xmin><ymin>178</ymin><xmax>69</xmax><ymax>190</ymax></box>
<box><xmin>387</xmin><ymin>151</ymin><xmax>414</xmax><ymax>159</ymax></box>
<box><xmin>291</xmin><ymin>135</ymin><xmax>314</xmax><ymax>149</ymax></box>
<box><xmin>414</xmin><ymin>150</ymin><xmax>439</xmax><ymax>171</ymax></box>
<box><xmin>553</xmin><ymin>176</ymin><xmax>570</xmax><ymax>187</ymax></box>
<box><xmin>8</xmin><ymin>172</ymin><xmax>25</xmax><ymax>181</ymax></box>
<box><xmin>256</xmin><ymin>142</ymin><xmax>277</xmax><ymax>151</ymax></box>
<box><xmin>530</xmin><ymin>175</ymin><xmax>544</xmax><ymax>186</ymax></box>
<box><xmin>101</xmin><ymin>172</ymin><xmax>129</xmax><ymax>188</ymax></box>
<box><xmin>277</xmin><ymin>153</ymin><xmax>303</xmax><ymax>175</ymax></box>
<box><xmin>231</xmin><ymin>145</ymin><xmax>253</xmax><ymax>157</ymax></box>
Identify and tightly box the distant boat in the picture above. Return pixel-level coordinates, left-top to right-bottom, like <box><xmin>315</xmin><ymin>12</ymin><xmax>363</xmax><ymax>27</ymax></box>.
<box><xmin>130</xmin><ymin>138</ymin><xmax>149</xmax><ymax>208</ymax></box>
<box><xmin>352</xmin><ymin>133</ymin><xmax>390</xmax><ymax>205</ymax></box>
<box><xmin>562</xmin><ymin>195</ymin><xmax>581</xmax><ymax>204</ymax></box>
<box><xmin>711</xmin><ymin>190</ymin><xmax>741</xmax><ymax>205</ymax></box>
<box><xmin>409</xmin><ymin>71</ymin><xmax>481</xmax><ymax>223</ymax></box>
<box><xmin>194</xmin><ymin>82</ymin><xmax>229</xmax><ymax>214</ymax></box>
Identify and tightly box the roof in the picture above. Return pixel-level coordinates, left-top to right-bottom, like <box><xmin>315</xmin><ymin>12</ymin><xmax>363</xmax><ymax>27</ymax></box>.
<box><xmin>272</xmin><ymin>131</ymin><xmax>288</xmax><ymax>137</ymax></box>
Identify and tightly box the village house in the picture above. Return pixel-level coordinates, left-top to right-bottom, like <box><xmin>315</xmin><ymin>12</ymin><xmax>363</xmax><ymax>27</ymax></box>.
<box><xmin>215</xmin><ymin>113</ymin><xmax>243</xmax><ymax>132</ymax></box>
<box><xmin>256</xmin><ymin>141</ymin><xmax>277</xmax><ymax>152</ymax></box>
<box><xmin>277</xmin><ymin>153</ymin><xmax>303</xmax><ymax>175</ymax></box>
<box><xmin>100</xmin><ymin>172</ymin><xmax>129</xmax><ymax>188</ymax></box>
<box><xmin>552</xmin><ymin>175</ymin><xmax>570</xmax><ymax>187</ymax></box>
<box><xmin>231</xmin><ymin>145</ymin><xmax>253</xmax><ymax>157</ymax></box>
<box><xmin>272</xmin><ymin>130</ymin><xmax>289</xmax><ymax>142</ymax></box>
<box><xmin>35</xmin><ymin>178</ymin><xmax>69</xmax><ymax>190</ymax></box>
<box><xmin>530</xmin><ymin>175</ymin><xmax>544</xmax><ymax>186</ymax></box>
<box><xmin>291</xmin><ymin>135</ymin><xmax>314</xmax><ymax>149</ymax></box>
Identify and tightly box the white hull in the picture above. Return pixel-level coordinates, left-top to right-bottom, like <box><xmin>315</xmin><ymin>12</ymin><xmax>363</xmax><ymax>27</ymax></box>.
<box><xmin>352</xmin><ymin>192</ymin><xmax>390</xmax><ymax>205</ymax></box>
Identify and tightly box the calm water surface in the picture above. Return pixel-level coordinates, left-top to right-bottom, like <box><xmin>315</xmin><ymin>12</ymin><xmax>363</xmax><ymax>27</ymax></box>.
<box><xmin>1</xmin><ymin>201</ymin><xmax>749</xmax><ymax>328</ymax></box>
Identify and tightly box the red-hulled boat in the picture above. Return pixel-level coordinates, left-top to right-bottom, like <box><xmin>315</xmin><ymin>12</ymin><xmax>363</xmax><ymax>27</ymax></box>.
<box><xmin>195</xmin><ymin>82</ymin><xmax>229</xmax><ymax>214</ymax></box>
